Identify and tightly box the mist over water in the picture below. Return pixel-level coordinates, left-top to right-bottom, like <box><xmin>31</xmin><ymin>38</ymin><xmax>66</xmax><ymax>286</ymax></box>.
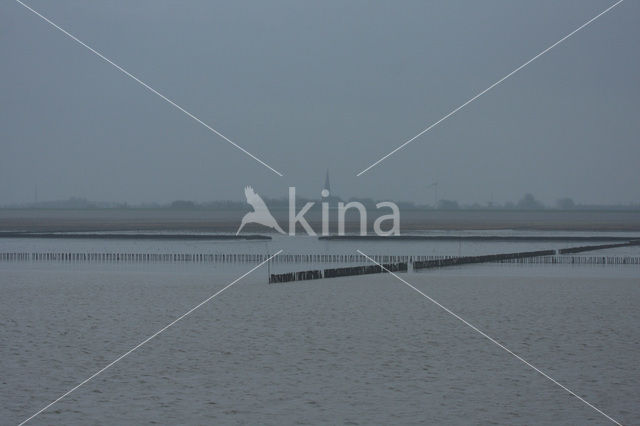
<box><xmin>2</xmin><ymin>1</ymin><xmax>640</xmax><ymax>424</ymax></box>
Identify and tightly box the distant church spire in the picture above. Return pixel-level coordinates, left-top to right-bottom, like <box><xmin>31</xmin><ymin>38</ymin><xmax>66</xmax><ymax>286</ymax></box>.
<box><xmin>324</xmin><ymin>169</ymin><xmax>331</xmax><ymax>193</ymax></box>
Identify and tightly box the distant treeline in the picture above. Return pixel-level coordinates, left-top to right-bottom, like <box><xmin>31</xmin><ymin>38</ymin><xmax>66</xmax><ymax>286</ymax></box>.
<box><xmin>3</xmin><ymin>194</ymin><xmax>640</xmax><ymax>211</ymax></box>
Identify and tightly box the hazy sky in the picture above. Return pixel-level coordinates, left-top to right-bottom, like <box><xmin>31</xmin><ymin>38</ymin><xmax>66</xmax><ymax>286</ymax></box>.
<box><xmin>1</xmin><ymin>0</ymin><xmax>639</xmax><ymax>205</ymax></box>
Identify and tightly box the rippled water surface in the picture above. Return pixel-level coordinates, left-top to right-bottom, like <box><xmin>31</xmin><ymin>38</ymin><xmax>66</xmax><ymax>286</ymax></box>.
<box><xmin>1</xmin><ymin>260</ymin><xmax>639</xmax><ymax>425</ymax></box>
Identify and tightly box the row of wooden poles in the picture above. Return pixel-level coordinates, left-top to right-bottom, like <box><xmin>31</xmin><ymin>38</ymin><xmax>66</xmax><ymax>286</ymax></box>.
<box><xmin>558</xmin><ymin>240</ymin><xmax>639</xmax><ymax>254</ymax></box>
<box><xmin>269</xmin><ymin>255</ymin><xmax>640</xmax><ymax>284</ymax></box>
<box><xmin>269</xmin><ymin>262</ymin><xmax>408</xmax><ymax>284</ymax></box>
<box><xmin>269</xmin><ymin>254</ymin><xmax>640</xmax><ymax>284</ymax></box>
<box><xmin>0</xmin><ymin>252</ymin><xmax>270</xmax><ymax>263</ymax></box>
<box><xmin>413</xmin><ymin>249</ymin><xmax>556</xmax><ymax>269</ymax></box>
<box><xmin>412</xmin><ymin>241</ymin><xmax>640</xmax><ymax>270</ymax></box>
<box><xmin>1</xmin><ymin>252</ymin><xmax>639</xmax><ymax>266</ymax></box>
<box><xmin>0</xmin><ymin>252</ymin><xmax>429</xmax><ymax>264</ymax></box>
<box><xmin>2</xmin><ymin>240</ymin><xmax>638</xmax><ymax>264</ymax></box>
<box><xmin>413</xmin><ymin>251</ymin><xmax>640</xmax><ymax>269</ymax></box>
<box><xmin>500</xmin><ymin>256</ymin><xmax>640</xmax><ymax>264</ymax></box>
<box><xmin>270</xmin><ymin>240</ymin><xmax>640</xmax><ymax>283</ymax></box>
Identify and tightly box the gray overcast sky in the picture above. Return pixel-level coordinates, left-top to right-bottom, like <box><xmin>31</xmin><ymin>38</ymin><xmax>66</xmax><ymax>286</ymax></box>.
<box><xmin>1</xmin><ymin>0</ymin><xmax>639</xmax><ymax>205</ymax></box>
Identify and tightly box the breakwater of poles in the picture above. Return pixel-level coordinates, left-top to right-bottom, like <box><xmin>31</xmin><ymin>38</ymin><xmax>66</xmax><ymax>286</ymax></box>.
<box><xmin>498</xmin><ymin>255</ymin><xmax>640</xmax><ymax>265</ymax></box>
<box><xmin>413</xmin><ymin>249</ymin><xmax>556</xmax><ymax>270</ymax></box>
<box><xmin>269</xmin><ymin>254</ymin><xmax>640</xmax><ymax>283</ymax></box>
<box><xmin>319</xmin><ymin>235</ymin><xmax>640</xmax><ymax>242</ymax></box>
<box><xmin>269</xmin><ymin>262</ymin><xmax>408</xmax><ymax>284</ymax></box>
<box><xmin>1</xmin><ymin>251</ymin><xmax>640</xmax><ymax>266</ymax></box>
<box><xmin>1</xmin><ymin>237</ymin><xmax>638</xmax><ymax>265</ymax></box>
<box><xmin>0</xmin><ymin>252</ymin><xmax>415</xmax><ymax>264</ymax></box>
<box><xmin>269</xmin><ymin>255</ymin><xmax>640</xmax><ymax>284</ymax></box>
<box><xmin>269</xmin><ymin>270</ymin><xmax>322</xmax><ymax>283</ymax></box>
<box><xmin>558</xmin><ymin>240</ymin><xmax>639</xmax><ymax>254</ymax></box>
<box><xmin>1</xmin><ymin>252</ymin><xmax>273</xmax><ymax>263</ymax></box>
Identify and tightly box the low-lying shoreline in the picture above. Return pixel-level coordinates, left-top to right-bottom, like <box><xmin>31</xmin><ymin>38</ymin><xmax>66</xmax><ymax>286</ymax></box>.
<box><xmin>2</xmin><ymin>208</ymin><xmax>640</xmax><ymax>232</ymax></box>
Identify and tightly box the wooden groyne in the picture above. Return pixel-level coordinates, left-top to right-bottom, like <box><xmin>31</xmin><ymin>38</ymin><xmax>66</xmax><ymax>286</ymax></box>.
<box><xmin>269</xmin><ymin>262</ymin><xmax>408</xmax><ymax>284</ymax></box>
<box><xmin>269</xmin><ymin>270</ymin><xmax>323</xmax><ymax>283</ymax></box>
<box><xmin>558</xmin><ymin>240</ymin><xmax>640</xmax><ymax>254</ymax></box>
<box><xmin>413</xmin><ymin>249</ymin><xmax>556</xmax><ymax>270</ymax></box>
<box><xmin>268</xmin><ymin>255</ymin><xmax>639</xmax><ymax>284</ymax></box>
<box><xmin>0</xmin><ymin>252</ymin><xmax>272</xmax><ymax>263</ymax></box>
<box><xmin>324</xmin><ymin>262</ymin><xmax>408</xmax><ymax>278</ymax></box>
<box><xmin>409</xmin><ymin>254</ymin><xmax>640</xmax><ymax>266</ymax></box>
<box><xmin>1</xmin><ymin>251</ymin><xmax>639</xmax><ymax>266</ymax></box>
<box><xmin>499</xmin><ymin>255</ymin><xmax>640</xmax><ymax>265</ymax></box>
<box><xmin>319</xmin><ymin>235</ymin><xmax>640</xmax><ymax>242</ymax></box>
<box><xmin>0</xmin><ymin>252</ymin><xmax>411</xmax><ymax>264</ymax></box>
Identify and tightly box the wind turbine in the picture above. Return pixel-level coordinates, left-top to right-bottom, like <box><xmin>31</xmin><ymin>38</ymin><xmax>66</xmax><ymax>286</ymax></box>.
<box><xmin>426</xmin><ymin>181</ymin><xmax>438</xmax><ymax>208</ymax></box>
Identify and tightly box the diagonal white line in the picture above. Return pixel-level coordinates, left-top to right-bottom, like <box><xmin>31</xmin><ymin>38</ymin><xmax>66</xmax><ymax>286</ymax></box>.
<box><xmin>356</xmin><ymin>0</ymin><xmax>624</xmax><ymax>176</ymax></box>
<box><xmin>18</xmin><ymin>250</ymin><xmax>283</xmax><ymax>426</ymax></box>
<box><xmin>356</xmin><ymin>249</ymin><xmax>622</xmax><ymax>425</ymax></box>
<box><xmin>14</xmin><ymin>0</ymin><xmax>284</xmax><ymax>177</ymax></box>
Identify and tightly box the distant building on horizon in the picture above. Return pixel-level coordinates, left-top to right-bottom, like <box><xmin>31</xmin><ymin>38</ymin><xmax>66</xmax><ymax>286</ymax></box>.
<box><xmin>323</xmin><ymin>169</ymin><xmax>331</xmax><ymax>194</ymax></box>
<box><xmin>322</xmin><ymin>169</ymin><xmax>342</xmax><ymax>204</ymax></box>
